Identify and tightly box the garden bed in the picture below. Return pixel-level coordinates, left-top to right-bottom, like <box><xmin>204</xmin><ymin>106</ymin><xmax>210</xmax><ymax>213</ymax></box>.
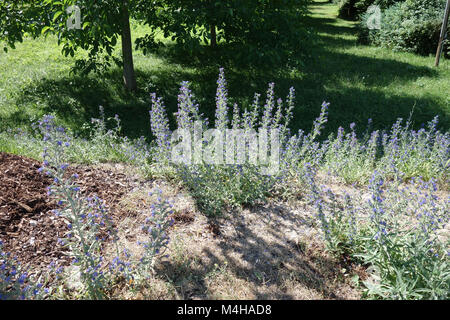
<box><xmin>0</xmin><ymin>151</ymin><xmax>364</xmax><ymax>299</ymax></box>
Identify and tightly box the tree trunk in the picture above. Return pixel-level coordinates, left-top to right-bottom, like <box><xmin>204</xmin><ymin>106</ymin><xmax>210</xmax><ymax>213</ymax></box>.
<box><xmin>435</xmin><ymin>0</ymin><xmax>450</xmax><ymax>66</ymax></box>
<box><xmin>121</xmin><ymin>1</ymin><xmax>137</xmax><ymax>91</ymax></box>
<box><xmin>210</xmin><ymin>24</ymin><xmax>217</xmax><ymax>48</ymax></box>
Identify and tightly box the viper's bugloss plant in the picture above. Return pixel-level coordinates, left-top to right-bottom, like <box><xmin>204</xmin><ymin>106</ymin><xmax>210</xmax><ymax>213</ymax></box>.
<box><xmin>38</xmin><ymin>115</ymin><xmax>114</xmax><ymax>299</ymax></box>
<box><xmin>215</xmin><ymin>67</ymin><xmax>229</xmax><ymax>132</ymax></box>
<box><xmin>149</xmin><ymin>68</ymin><xmax>312</xmax><ymax>215</ymax></box>
<box><xmin>148</xmin><ymin>67</ymin><xmax>449</xmax><ymax>218</ymax></box>
<box><xmin>0</xmin><ymin>241</ymin><xmax>48</xmax><ymax>300</ymax></box>
<box><xmin>305</xmin><ymin>163</ymin><xmax>358</xmax><ymax>256</ymax></box>
<box><xmin>176</xmin><ymin>81</ymin><xmax>204</xmax><ymax>132</ymax></box>
<box><xmin>377</xmin><ymin>116</ymin><xmax>450</xmax><ymax>185</ymax></box>
<box><xmin>320</xmin><ymin>115</ymin><xmax>450</xmax><ymax>186</ymax></box>
<box><xmin>3</xmin><ymin>68</ymin><xmax>448</xmax><ymax>300</ymax></box>
<box><xmin>176</xmin><ymin>163</ymin><xmax>276</xmax><ymax>216</ymax></box>
<box><xmin>85</xmin><ymin>106</ymin><xmax>151</xmax><ymax>165</ymax></box>
<box><xmin>136</xmin><ymin>190</ymin><xmax>174</xmax><ymax>280</ymax></box>
<box><xmin>36</xmin><ymin>115</ymin><xmax>173</xmax><ymax>298</ymax></box>
<box><xmin>149</xmin><ymin>93</ymin><xmax>171</xmax><ymax>163</ymax></box>
<box><xmin>358</xmin><ymin>173</ymin><xmax>449</xmax><ymax>299</ymax></box>
<box><xmin>309</xmin><ymin>167</ymin><xmax>450</xmax><ymax>299</ymax></box>
<box><xmin>1</xmin><ymin>107</ymin><xmax>152</xmax><ymax>167</ymax></box>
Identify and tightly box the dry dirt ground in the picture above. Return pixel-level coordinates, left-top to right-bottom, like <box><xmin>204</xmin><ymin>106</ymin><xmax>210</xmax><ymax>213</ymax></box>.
<box><xmin>0</xmin><ymin>151</ymin><xmax>365</xmax><ymax>299</ymax></box>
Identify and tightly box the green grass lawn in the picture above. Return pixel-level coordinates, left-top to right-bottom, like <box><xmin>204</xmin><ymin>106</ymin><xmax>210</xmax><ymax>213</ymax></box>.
<box><xmin>0</xmin><ymin>0</ymin><xmax>449</xmax><ymax>141</ymax></box>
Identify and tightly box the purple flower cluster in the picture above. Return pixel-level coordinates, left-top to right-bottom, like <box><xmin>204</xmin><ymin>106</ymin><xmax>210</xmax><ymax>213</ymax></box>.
<box><xmin>150</xmin><ymin>93</ymin><xmax>171</xmax><ymax>161</ymax></box>
<box><xmin>0</xmin><ymin>241</ymin><xmax>46</xmax><ymax>300</ymax></box>
<box><xmin>176</xmin><ymin>81</ymin><xmax>201</xmax><ymax>131</ymax></box>
<box><xmin>229</xmin><ymin>102</ymin><xmax>240</xmax><ymax>129</ymax></box>
<box><xmin>368</xmin><ymin>172</ymin><xmax>388</xmax><ymax>241</ymax></box>
<box><xmin>135</xmin><ymin>190</ymin><xmax>174</xmax><ymax>277</ymax></box>
<box><xmin>261</xmin><ymin>82</ymin><xmax>275</xmax><ymax>130</ymax></box>
<box><xmin>215</xmin><ymin>67</ymin><xmax>229</xmax><ymax>131</ymax></box>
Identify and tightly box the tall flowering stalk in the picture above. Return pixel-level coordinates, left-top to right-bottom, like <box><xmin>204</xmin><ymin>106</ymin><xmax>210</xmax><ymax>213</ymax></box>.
<box><xmin>261</xmin><ymin>82</ymin><xmax>275</xmax><ymax>130</ymax></box>
<box><xmin>136</xmin><ymin>190</ymin><xmax>174</xmax><ymax>281</ymax></box>
<box><xmin>272</xmin><ymin>98</ymin><xmax>283</xmax><ymax>130</ymax></box>
<box><xmin>215</xmin><ymin>67</ymin><xmax>229</xmax><ymax>131</ymax></box>
<box><xmin>231</xmin><ymin>103</ymin><xmax>241</xmax><ymax>129</ymax></box>
<box><xmin>241</xmin><ymin>108</ymin><xmax>252</xmax><ymax>130</ymax></box>
<box><xmin>304</xmin><ymin>164</ymin><xmax>331</xmax><ymax>244</ymax></box>
<box><xmin>368</xmin><ymin>172</ymin><xmax>388</xmax><ymax>243</ymax></box>
<box><xmin>366</xmin><ymin>130</ymin><xmax>379</xmax><ymax>167</ymax></box>
<box><xmin>311</xmin><ymin>101</ymin><xmax>329</xmax><ymax>141</ymax></box>
<box><xmin>150</xmin><ymin>93</ymin><xmax>171</xmax><ymax>162</ymax></box>
<box><xmin>38</xmin><ymin>116</ymin><xmax>114</xmax><ymax>299</ymax></box>
<box><xmin>249</xmin><ymin>92</ymin><xmax>261</xmax><ymax>130</ymax></box>
<box><xmin>176</xmin><ymin>81</ymin><xmax>201</xmax><ymax>132</ymax></box>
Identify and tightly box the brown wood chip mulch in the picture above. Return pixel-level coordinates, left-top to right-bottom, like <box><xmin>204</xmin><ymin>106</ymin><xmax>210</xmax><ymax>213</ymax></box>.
<box><xmin>0</xmin><ymin>152</ymin><xmax>132</xmax><ymax>272</ymax></box>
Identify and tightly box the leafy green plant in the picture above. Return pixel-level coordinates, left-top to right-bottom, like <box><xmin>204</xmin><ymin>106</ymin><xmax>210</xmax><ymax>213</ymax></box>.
<box><xmin>358</xmin><ymin>0</ymin><xmax>449</xmax><ymax>55</ymax></box>
<box><xmin>0</xmin><ymin>241</ymin><xmax>49</xmax><ymax>300</ymax></box>
<box><xmin>310</xmin><ymin>169</ymin><xmax>450</xmax><ymax>299</ymax></box>
<box><xmin>337</xmin><ymin>0</ymin><xmax>401</xmax><ymax>20</ymax></box>
<box><xmin>176</xmin><ymin>163</ymin><xmax>275</xmax><ymax>216</ymax></box>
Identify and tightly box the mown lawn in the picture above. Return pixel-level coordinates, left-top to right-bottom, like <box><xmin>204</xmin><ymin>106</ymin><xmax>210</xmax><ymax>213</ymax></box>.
<box><xmin>0</xmin><ymin>0</ymin><xmax>449</xmax><ymax>141</ymax></box>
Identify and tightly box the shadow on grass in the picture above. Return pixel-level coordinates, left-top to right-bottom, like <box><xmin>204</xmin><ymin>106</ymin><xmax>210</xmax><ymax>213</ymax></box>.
<box><xmin>7</xmin><ymin>1</ymin><xmax>448</xmax><ymax>140</ymax></box>
<box><xmin>306</xmin><ymin>17</ymin><xmax>357</xmax><ymax>36</ymax></box>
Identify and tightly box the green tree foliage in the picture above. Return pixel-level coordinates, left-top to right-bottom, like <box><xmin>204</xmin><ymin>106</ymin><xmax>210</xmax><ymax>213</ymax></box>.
<box><xmin>0</xmin><ymin>1</ymin><xmax>310</xmax><ymax>90</ymax></box>
<box><xmin>1</xmin><ymin>0</ymin><xmax>138</xmax><ymax>90</ymax></box>
<box><xmin>358</xmin><ymin>0</ymin><xmax>449</xmax><ymax>56</ymax></box>
<box><xmin>0</xmin><ymin>1</ymin><xmax>51</xmax><ymax>49</ymax></box>
<box><xmin>336</xmin><ymin>0</ymin><xmax>400</xmax><ymax>20</ymax></box>
<box><xmin>134</xmin><ymin>0</ymin><xmax>311</xmax><ymax>67</ymax></box>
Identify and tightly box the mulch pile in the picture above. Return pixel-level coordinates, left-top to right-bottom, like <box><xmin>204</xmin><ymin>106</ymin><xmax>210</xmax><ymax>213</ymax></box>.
<box><xmin>0</xmin><ymin>152</ymin><xmax>132</xmax><ymax>271</ymax></box>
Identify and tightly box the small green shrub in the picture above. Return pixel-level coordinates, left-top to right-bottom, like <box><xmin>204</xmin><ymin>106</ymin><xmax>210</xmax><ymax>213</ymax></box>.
<box><xmin>358</xmin><ymin>0</ymin><xmax>449</xmax><ymax>55</ymax></box>
<box><xmin>337</xmin><ymin>0</ymin><xmax>362</xmax><ymax>21</ymax></box>
<box><xmin>337</xmin><ymin>0</ymin><xmax>402</xmax><ymax>21</ymax></box>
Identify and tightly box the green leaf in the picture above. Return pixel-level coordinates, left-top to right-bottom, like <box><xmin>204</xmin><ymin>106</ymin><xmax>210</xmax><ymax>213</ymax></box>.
<box><xmin>41</xmin><ymin>26</ymin><xmax>52</xmax><ymax>35</ymax></box>
<box><xmin>53</xmin><ymin>11</ymin><xmax>63</xmax><ymax>22</ymax></box>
